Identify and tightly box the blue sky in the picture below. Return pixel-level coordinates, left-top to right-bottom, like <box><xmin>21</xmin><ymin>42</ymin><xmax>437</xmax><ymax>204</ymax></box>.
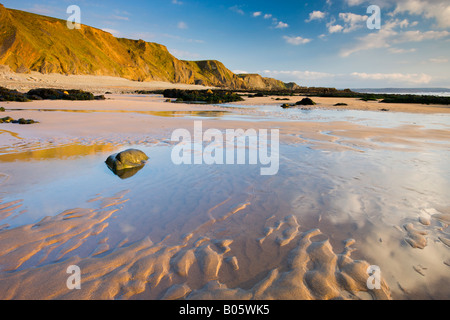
<box><xmin>2</xmin><ymin>0</ymin><xmax>450</xmax><ymax>88</ymax></box>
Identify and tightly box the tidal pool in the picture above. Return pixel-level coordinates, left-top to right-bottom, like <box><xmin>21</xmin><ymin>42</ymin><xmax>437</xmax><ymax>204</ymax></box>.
<box><xmin>0</xmin><ymin>105</ymin><xmax>449</xmax><ymax>300</ymax></box>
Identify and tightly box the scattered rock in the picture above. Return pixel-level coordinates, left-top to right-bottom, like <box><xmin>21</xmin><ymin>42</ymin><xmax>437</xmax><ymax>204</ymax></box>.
<box><xmin>0</xmin><ymin>86</ymin><xmax>29</xmax><ymax>102</ymax></box>
<box><xmin>281</xmin><ymin>98</ymin><xmax>316</xmax><ymax>108</ymax></box>
<box><xmin>105</xmin><ymin>149</ymin><xmax>149</xmax><ymax>179</ymax></box>
<box><xmin>0</xmin><ymin>107</ymin><xmax>4</xmax><ymax>112</ymax></box>
<box><xmin>1</xmin><ymin>116</ymin><xmax>37</xmax><ymax>124</ymax></box>
<box><xmin>295</xmin><ymin>98</ymin><xmax>316</xmax><ymax>106</ymax></box>
<box><xmin>334</xmin><ymin>103</ymin><xmax>348</xmax><ymax>106</ymax></box>
<box><xmin>26</xmin><ymin>88</ymin><xmax>96</xmax><ymax>100</ymax></box>
<box><xmin>380</xmin><ymin>108</ymin><xmax>390</xmax><ymax>112</ymax></box>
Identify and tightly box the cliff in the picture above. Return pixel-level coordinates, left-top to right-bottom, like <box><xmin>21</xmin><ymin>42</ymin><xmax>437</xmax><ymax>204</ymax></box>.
<box><xmin>0</xmin><ymin>4</ymin><xmax>298</xmax><ymax>90</ymax></box>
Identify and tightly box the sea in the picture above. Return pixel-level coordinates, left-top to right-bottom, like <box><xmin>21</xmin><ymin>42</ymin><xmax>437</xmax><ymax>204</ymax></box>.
<box><xmin>352</xmin><ymin>88</ymin><xmax>450</xmax><ymax>97</ymax></box>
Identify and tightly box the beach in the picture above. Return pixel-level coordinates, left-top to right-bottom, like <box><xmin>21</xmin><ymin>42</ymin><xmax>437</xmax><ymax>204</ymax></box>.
<box><xmin>0</xmin><ymin>81</ymin><xmax>449</xmax><ymax>300</ymax></box>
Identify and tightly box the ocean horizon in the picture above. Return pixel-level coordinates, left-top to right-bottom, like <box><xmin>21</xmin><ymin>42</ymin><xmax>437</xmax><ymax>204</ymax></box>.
<box><xmin>352</xmin><ymin>88</ymin><xmax>450</xmax><ymax>97</ymax></box>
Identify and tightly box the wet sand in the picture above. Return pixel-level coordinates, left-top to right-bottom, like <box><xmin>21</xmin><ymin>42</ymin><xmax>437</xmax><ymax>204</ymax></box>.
<box><xmin>0</xmin><ymin>93</ymin><xmax>449</xmax><ymax>300</ymax></box>
<box><xmin>232</xmin><ymin>95</ymin><xmax>450</xmax><ymax>114</ymax></box>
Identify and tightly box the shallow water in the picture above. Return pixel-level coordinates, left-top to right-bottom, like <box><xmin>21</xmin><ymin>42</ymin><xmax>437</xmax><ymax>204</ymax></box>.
<box><xmin>0</xmin><ymin>104</ymin><xmax>449</xmax><ymax>300</ymax></box>
<box><xmin>4</xmin><ymin>108</ymin><xmax>231</xmax><ymax>119</ymax></box>
<box><xmin>220</xmin><ymin>104</ymin><xmax>450</xmax><ymax>129</ymax></box>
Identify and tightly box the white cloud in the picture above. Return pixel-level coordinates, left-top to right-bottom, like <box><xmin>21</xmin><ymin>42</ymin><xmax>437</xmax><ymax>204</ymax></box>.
<box><xmin>338</xmin><ymin>13</ymin><xmax>368</xmax><ymax>33</ymax></box>
<box><xmin>345</xmin><ymin>0</ymin><xmax>364</xmax><ymax>5</ymax></box>
<box><xmin>233</xmin><ymin>70</ymin><xmax>249</xmax><ymax>74</ymax></box>
<box><xmin>327</xmin><ymin>17</ymin><xmax>343</xmax><ymax>33</ymax></box>
<box><xmin>262</xmin><ymin>69</ymin><xmax>441</xmax><ymax>87</ymax></box>
<box><xmin>262</xmin><ymin>70</ymin><xmax>334</xmax><ymax>80</ymax></box>
<box><xmin>102</xmin><ymin>28</ymin><xmax>121</xmax><ymax>37</ymax></box>
<box><xmin>398</xmin><ymin>19</ymin><xmax>410</xmax><ymax>28</ymax></box>
<box><xmin>253</xmin><ymin>12</ymin><xmax>262</xmax><ymax>17</ymax></box>
<box><xmin>345</xmin><ymin>0</ymin><xmax>391</xmax><ymax>7</ymax></box>
<box><xmin>27</xmin><ymin>4</ymin><xmax>56</xmax><ymax>15</ymax></box>
<box><xmin>429</xmin><ymin>58</ymin><xmax>448</xmax><ymax>63</ymax></box>
<box><xmin>177</xmin><ymin>21</ymin><xmax>188</xmax><ymax>29</ymax></box>
<box><xmin>394</xmin><ymin>30</ymin><xmax>450</xmax><ymax>43</ymax></box>
<box><xmin>328</xmin><ymin>23</ymin><xmax>344</xmax><ymax>33</ymax></box>
<box><xmin>388</xmin><ymin>47</ymin><xmax>416</xmax><ymax>54</ymax></box>
<box><xmin>264</xmin><ymin>14</ymin><xmax>272</xmax><ymax>19</ymax></box>
<box><xmin>351</xmin><ymin>72</ymin><xmax>432</xmax><ymax>84</ymax></box>
<box><xmin>172</xmin><ymin>0</ymin><xmax>183</xmax><ymax>5</ymax></box>
<box><xmin>169</xmin><ymin>49</ymin><xmax>201</xmax><ymax>60</ymax></box>
<box><xmin>275</xmin><ymin>21</ymin><xmax>289</xmax><ymax>29</ymax></box>
<box><xmin>283</xmin><ymin>36</ymin><xmax>311</xmax><ymax>45</ymax></box>
<box><xmin>306</xmin><ymin>11</ymin><xmax>326</xmax><ymax>22</ymax></box>
<box><xmin>340</xmin><ymin>19</ymin><xmax>450</xmax><ymax>57</ymax></box>
<box><xmin>393</xmin><ymin>0</ymin><xmax>450</xmax><ymax>28</ymax></box>
<box><xmin>229</xmin><ymin>5</ymin><xmax>244</xmax><ymax>15</ymax></box>
<box><xmin>110</xmin><ymin>15</ymin><xmax>129</xmax><ymax>21</ymax></box>
<box><xmin>346</xmin><ymin>0</ymin><xmax>450</xmax><ymax>28</ymax></box>
<box><xmin>326</xmin><ymin>13</ymin><xmax>368</xmax><ymax>34</ymax></box>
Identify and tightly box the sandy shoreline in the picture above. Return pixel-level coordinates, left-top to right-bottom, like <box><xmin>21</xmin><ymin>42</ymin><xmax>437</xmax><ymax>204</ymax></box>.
<box><xmin>1</xmin><ymin>67</ymin><xmax>449</xmax><ymax>114</ymax></box>
<box><xmin>230</xmin><ymin>95</ymin><xmax>450</xmax><ymax>114</ymax></box>
<box><xmin>0</xmin><ymin>66</ymin><xmax>211</xmax><ymax>94</ymax></box>
<box><xmin>0</xmin><ymin>86</ymin><xmax>449</xmax><ymax>300</ymax></box>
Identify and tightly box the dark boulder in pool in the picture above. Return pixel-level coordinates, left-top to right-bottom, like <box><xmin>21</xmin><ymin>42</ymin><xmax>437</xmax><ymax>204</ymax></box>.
<box><xmin>105</xmin><ymin>149</ymin><xmax>149</xmax><ymax>178</ymax></box>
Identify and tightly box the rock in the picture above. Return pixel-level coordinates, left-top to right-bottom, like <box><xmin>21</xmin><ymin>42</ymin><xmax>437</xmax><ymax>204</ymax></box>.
<box><xmin>0</xmin><ymin>107</ymin><xmax>5</xmax><ymax>112</ymax></box>
<box><xmin>1</xmin><ymin>116</ymin><xmax>14</xmax><ymax>123</ymax></box>
<box><xmin>281</xmin><ymin>103</ymin><xmax>292</xmax><ymax>109</ymax></box>
<box><xmin>105</xmin><ymin>149</ymin><xmax>149</xmax><ymax>178</ymax></box>
<box><xmin>295</xmin><ymin>98</ymin><xmax>316</xmax><ymax>106</ymax></box>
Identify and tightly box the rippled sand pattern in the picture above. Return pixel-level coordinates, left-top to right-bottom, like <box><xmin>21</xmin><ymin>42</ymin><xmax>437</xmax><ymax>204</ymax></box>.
<box><xmin>0</xmin><ymin>95</ymin><xmax>449</xmax><ymax>300</ymax></box>
<box><xmin>0</xmin><ymin>195</ymin><xmax>390</xmax><ymax>300</ymax></box>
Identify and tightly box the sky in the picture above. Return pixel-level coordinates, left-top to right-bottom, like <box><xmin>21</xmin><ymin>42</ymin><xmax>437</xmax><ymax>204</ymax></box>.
<box><xmin>2</xmin><ymin>0</ymin><xmax>450</xmax><ymax>88</ymax></box>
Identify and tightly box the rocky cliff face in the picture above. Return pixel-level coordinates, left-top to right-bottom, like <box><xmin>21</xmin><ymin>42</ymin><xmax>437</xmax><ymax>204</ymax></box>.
<box><xmin>0</xmin><ymin>4</ymin><xmax>298</xmax><ymax>90</ymax></box>
<box><xmin>237</xmin><ymin>74</ymin><xmax>296</xmax><ymax>91</ymax></box>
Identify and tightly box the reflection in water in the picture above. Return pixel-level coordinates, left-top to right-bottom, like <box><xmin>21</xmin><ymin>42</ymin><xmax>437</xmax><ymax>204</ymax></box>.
<box><xmin>0</xmin><ymin>106</ymin><xmax>449</xmax><ymax>300</ymax></box>
<box><xmin>0</xmin><ymin>129</ymin><xmax>23</xmax><ymax>140</ymax></box>
<box><xmin>107</xmin><ymin>164</ymin><xmax>146</xmax><ymax>180</ymax></box>
<box><xmin>0</xmin><ymin>141</ymin><xmax>447</xmax><ymax>299</ymax></box>
<box><xmin>4</xmin><ymin>108</ymin><xmax>230</xmax><ymax>119</ymax></box>
<box><xmin>0</xmin><ymin>143</ymin><xmax>117</xmax><ymax>162</ymax></box>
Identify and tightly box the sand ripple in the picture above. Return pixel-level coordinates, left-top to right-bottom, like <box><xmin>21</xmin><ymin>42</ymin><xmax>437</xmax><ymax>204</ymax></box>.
<box><xmin>0</xmin><ymin>208</ymin><xmax>391</xmax><ymax>300</ymax></box>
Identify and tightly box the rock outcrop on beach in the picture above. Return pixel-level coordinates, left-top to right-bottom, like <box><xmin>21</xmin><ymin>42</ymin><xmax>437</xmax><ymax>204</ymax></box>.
<box><xmin>0</xmin><ymin>4</ymin><xmax>297</xmax><ymax>90</ymax></box>
<box><xmin>106</xmin><ymin>149</ymin><xmax>149</xmax><ymax>179</ymax></box>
